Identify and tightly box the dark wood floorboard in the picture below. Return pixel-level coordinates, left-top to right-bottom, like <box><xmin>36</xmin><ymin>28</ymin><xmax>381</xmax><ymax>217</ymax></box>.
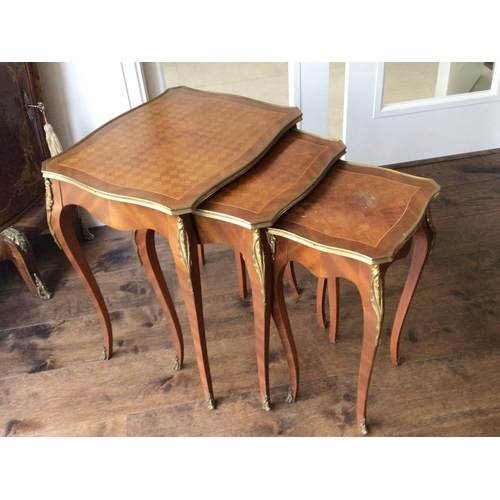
<box><xmin>1</xmin><ymin>151</ymin><xmax>500</xmax><ymax>437</ymax></box>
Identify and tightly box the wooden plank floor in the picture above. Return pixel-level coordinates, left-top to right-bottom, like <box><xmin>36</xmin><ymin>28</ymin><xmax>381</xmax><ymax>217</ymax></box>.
<box><xmin>1</xmin><ymin>151</ymin><xmax>500</xmax><ymax>437</ymax></box>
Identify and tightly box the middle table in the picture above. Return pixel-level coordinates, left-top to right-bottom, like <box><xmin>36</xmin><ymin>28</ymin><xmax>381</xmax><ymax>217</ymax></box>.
<box><xmin>194</xmin><ymin>128</ymin><xmax>345</xmax><ymax>408</ymax></box>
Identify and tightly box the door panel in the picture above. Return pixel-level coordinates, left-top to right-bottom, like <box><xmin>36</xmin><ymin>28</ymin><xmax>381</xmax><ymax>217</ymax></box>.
<box><xmin>343</xmin><ymin>62</ymin><xmax>500</xmax><ymax>165</ymax></box>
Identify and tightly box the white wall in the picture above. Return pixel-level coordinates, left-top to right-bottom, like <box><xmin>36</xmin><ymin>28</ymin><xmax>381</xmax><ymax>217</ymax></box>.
<box><xmin>38</xmin><ymin>62</ymin><xmax>132</xmax><ymax>149</ymax></box>
<box><xmin>38</xmin><ymin>62</ymin><xmax>133</xmax><ymax>226</ymax></box>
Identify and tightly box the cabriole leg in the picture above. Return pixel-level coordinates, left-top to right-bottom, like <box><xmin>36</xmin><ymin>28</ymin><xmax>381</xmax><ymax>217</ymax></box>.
<box><xmin>390</xmin><ymin>220</ymin><xmax>433</xmax><ymax>365</ymax></box>
<box><xmin>271</xmin><ymin>242</ymin><xmax>300</xmax><ymax>404</ymax></box>
<box><xmin>167</xmin><ymin>214</ymin><xmax>215</xmax><ymax>409</ymax></box>
<box><xmin>243</xmin><ymin>229</ymin><xmax>272</xmax><ymax>410</ymax></box>
<box><xmin>357</xmin><ymin>264</ymin><xmax>386</xmax><ymax>435</ymax></box>
<box><xmin>134</xmin><ymin>228</ymin><xmax>184</xmax><ymax>370</ymax></box>
<box><xmin>48</xmin><ymin>179</ymin><xmax>113</xmax><ymax>360</ymax></box>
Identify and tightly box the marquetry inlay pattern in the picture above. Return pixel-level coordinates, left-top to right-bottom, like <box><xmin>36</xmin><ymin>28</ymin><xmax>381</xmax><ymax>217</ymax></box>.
<box><xmin>44</xmin><ymin>87</ymin><xmax>302</xmax><ymax>213</ymax></box>
<box><xmin>207</xmin><ymin>136</ymin><xmax>326</xmax><ymax>210</ymax></box>
<box><xmin>285</xmin><ymin>169</ymin><xmax>419</xmax><ymax>247</ymax></box>
<box><xmin>198</xmin><ymin>130</ymin><xmax>346</xmax><ymax>227</ymax></box>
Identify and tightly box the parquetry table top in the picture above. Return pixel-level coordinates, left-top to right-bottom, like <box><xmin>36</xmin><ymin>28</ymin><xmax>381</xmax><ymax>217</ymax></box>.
<box><xmin>195</xmin><ymin>129</ymin><xmax>346</xmax><ymax>229</ymax></box>
<box><xmin>42</xmin><ymin>86</ymin><xmax>302</xmax><ymax>215</ymax></box>
<box><xmin>270</xmin><ymin>161</ymin><xmax>440</xmax><ymax>264</ymax></box>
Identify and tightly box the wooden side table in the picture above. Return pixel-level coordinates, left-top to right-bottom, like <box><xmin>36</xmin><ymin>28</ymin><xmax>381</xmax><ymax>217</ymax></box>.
<box><xmin>268</xmin><ymin>161</ymin><xmax>440</xmax><ymax>433</ymax></box>
<box><xmin>42</xmin><ymin>86</ymin><xmax>302</xmax><ymax>409</ymax></box>
<box><xmin>193</xmin><ymin>129</ymin><xmax>346</xmax><ymax>409</ymax></box>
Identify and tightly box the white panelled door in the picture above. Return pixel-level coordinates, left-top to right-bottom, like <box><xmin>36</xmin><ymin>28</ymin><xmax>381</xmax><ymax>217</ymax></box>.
<box><xmin>342</xmin><ymin>62</ymin><xmax>500</xmax><ymax>165</ymax></box>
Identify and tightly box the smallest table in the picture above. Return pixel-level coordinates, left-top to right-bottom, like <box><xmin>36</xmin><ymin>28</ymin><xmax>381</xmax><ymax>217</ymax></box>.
<box><xmin>268</xmin><ymin>161</ymin><xmax>440</xmax><ymax>434</ymax></box>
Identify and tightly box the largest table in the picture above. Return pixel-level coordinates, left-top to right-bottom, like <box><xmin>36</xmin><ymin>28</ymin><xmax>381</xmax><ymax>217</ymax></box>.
<box><xmin>42</xmin><ymin>86</ymin><xmax>302</xmax><ymax>409</ymax></box>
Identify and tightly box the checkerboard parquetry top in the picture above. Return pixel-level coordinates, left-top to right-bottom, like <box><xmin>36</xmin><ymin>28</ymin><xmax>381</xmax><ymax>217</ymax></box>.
<box><xmin>270</xmin><ymin>161</ymin><xmax>440</xmax><ymax>263</ymax></box>
<box><xmin>42</xmin><ymin>87</ymin><xmax>302</xmax><ymax>215</ymax></box>
<box><xmin>196</xmin><ymin>129</ymin><xmax>346</xmax><ymax>229</ymax></box>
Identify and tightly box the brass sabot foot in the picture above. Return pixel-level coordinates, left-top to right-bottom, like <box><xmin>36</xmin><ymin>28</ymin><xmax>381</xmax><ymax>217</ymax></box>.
<box><xmin>359</xmin><ymin>419</ymin><xmax>368</xmax><ymax>435</ymax></box>
<box><xmin>206</xmin><ymin>393</ymin><xmax>216</xmax><ymax>410</ymax></box>
<box><xmin>34</xmin><ymin>273</ymin><xmax>52</xmax><ymax>300</ymax></box>
<box><xmin>262</xmin><ymin>395</ymin><xmax>271</xmax><ymax>411</ymax></box>
<box><xmin>172</xmin><ymin>356</ymin><xmax>180</xmax><ymax>370</ymax></box>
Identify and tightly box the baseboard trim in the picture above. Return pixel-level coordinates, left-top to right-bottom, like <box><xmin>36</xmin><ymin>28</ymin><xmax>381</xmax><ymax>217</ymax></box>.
<box><xmin>387</xmin><ymin>148</ymin><xmax>500</xmax><ymax>170</ymax></box>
